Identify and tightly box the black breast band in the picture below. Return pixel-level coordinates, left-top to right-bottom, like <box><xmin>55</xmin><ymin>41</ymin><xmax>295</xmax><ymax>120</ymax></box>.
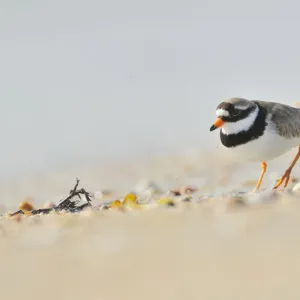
<box><xmin>220</xmin><ymin>102</ymin><xmax>267</xmax><ymax>148</ymax></box>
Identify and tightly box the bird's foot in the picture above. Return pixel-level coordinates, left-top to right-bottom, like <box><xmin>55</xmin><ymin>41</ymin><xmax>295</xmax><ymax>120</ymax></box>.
<box><xmin>273</xmin><ymin>169</ymin><xmax>291</xmax><ymax>190</ymax></box>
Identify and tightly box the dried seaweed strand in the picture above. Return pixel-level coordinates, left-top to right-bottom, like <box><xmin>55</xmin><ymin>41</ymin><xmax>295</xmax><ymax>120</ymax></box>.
<box><xmin>11</xmin><ymin>178</ymin><xmax>92</xmax><ymax>216</ymax></box>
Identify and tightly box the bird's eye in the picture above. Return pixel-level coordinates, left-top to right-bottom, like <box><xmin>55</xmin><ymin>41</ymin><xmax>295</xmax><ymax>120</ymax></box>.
<box><xmin>232</xmin><ymin>109</ymin><xmax>240</xmax><ymax>116</ymax></box>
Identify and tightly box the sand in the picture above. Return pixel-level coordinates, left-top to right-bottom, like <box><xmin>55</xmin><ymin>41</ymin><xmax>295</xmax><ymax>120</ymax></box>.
<box><xmin>2</xmin><ymin>197</ymin><xmax>300</xmax><ymax>300</ymax></box>
<box><xmin>1</xmin><ymin>151</ymin><xmax>300</xmax><ymax>300</ymax></box>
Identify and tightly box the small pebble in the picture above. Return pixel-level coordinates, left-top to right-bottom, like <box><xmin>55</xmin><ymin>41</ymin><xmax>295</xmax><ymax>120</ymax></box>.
<box><xmin>170</xmin><ymin>189</ymin><xmax>181</xmax><ymax>196</ymax></box>
<box><xmin>100</xmin><ymin>205</ymin><xmax>110</xmax><ymax>211</ymax></box>
<box><xmin>19</xmin><ymin>201</ymin><xmax>34</xmax><ymax>212</ymax></box>
<box><xmin>292</xmin><ymin>182</ymin><xmax>300</xmax><ymax>193</ymax></box>
<box><xmin>180</xmin><ymin>186</ymin><xmax>197</xmax><ymax>195</ymax></box>
<box><xmin>111</xmin><ymin>200</ymin><xmax>123</xmax><ymax>208</ymax></box>
<box><xmin>123</xmin><ymin>193</ymin><xmax>137</xmax><ymax>205</ymax></box>
<box><xmin>158</xmin><ymin>197</ymin><xmax>175</xmax><ymax>207</ymax></box>
<box><xmin>170</xmin><ymin>186</ymin><xmax>197</xmax><ymax>196</ymax></box>
<box><xmin>166</xmin><ymin>201</ymin><xmax>176</xmax><ymax>207</ymax></box>
<box><xmin>9</xmin><ymin>214</ymin><xmax>22</xmax><ymax>222</ymax></box>
<box><xmin>44</xmin><ymin>201</ymin><xmax>56</xmax><ymax>209</ymax></box>
<box><xmin>181</xmin><ymin>196</ymin><xmax>192</xmax><ymax>203</ymax></box>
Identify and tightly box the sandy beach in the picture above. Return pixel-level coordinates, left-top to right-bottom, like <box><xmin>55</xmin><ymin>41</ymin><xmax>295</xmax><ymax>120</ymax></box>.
<box><xmin>2</xmin><ymin>188</ymin><xmax>300</xmax><ymax>300</ymax></box>
<box><xmin>1</xmin><ymin>151</ymin><xmax>300</xmax><ymax>300</ymax></box>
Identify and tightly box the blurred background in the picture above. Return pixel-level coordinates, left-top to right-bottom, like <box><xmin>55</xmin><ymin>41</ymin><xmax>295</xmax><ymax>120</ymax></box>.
<box><xmin>1</xmin><ymin>0</ymin><xmax>300</xmax><ymax>205</ymax></box>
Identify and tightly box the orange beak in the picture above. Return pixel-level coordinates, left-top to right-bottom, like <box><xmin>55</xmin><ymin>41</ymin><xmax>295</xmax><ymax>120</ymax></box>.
<box><xmin>210</xmin><ymin>118</ymin><xmax>224</xmax><ymax>131</ymax></box>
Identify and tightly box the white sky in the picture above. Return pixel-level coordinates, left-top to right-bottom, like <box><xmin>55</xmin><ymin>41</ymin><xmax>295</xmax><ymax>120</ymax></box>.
<box><xmin>1</xmin><ymin>0</ymin><xmax>300</xmax><ymax>176</ymax></box>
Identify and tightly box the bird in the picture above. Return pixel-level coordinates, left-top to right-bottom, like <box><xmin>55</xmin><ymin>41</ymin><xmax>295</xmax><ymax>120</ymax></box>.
<box><xmin>210</xmin><ymin>97</ymin><xmax>300</xmax><ymax>191</ymax></box>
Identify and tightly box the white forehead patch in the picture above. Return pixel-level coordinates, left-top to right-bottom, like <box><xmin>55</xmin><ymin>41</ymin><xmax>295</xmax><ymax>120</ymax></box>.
<box><xmin>216</xmin><ymin>109</ymin><xmax>230</xmax><ymax>117</ymax></box>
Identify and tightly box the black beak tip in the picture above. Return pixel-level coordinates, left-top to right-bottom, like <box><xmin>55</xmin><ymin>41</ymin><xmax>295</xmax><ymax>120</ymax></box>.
<box><xmin>210</xmin><ymin>125</ymin><xmax>217</xmax><ymax>131</ymax></box>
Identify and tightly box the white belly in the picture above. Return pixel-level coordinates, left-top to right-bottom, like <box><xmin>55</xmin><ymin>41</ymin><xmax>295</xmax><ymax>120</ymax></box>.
<box><xmin>222</xmin><ymin>123</ymin><xmax>300</xmax><ymax>162</ymax></box>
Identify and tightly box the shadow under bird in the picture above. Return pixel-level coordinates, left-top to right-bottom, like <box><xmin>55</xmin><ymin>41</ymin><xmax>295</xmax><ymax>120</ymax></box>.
<box><xmin>210</xmin><ymin>97</ymin><xmax>300</xmax><ymax>191</ymax></box>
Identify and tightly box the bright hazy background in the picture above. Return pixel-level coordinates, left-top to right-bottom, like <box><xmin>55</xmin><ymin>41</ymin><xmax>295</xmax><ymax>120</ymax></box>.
<box><xmin>1</xmin><ymin>0</ymin><xmax>300</xmax><ymax>203</ymax></box>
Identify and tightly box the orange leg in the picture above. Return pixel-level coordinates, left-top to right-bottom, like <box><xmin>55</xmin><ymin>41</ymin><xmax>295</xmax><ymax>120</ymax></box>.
<box><xmin>273</xmin><ymin>145</ymin><xmax>300</xmax><ymax>189</ymax></box>
<box><xmin>254</xmin><ymin>161</ymin><xmax>267</xmax><ymax>192</ymax></box>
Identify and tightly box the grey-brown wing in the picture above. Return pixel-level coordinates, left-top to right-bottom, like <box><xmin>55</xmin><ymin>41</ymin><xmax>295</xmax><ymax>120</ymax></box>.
<box><xmin>255</xmin><ymin>100</ymin><xmax>300</xmax><ymax>138</ymax></box>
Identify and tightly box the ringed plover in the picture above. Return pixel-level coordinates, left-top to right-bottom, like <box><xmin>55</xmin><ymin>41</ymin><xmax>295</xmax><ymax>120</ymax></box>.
<box><xmin>210</xmin><ymin>97</ymin><xmax>300</xmax><ymax>191</ymax></box>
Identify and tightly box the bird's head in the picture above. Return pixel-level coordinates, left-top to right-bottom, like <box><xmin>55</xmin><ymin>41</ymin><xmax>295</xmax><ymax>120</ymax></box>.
<box><xmin>210</xmin><ymin>98</ymin><xmax>258</xmax><ymax>133</ymax></box>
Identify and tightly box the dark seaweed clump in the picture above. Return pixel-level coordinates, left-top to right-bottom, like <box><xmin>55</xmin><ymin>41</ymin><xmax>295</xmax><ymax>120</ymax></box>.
<box><xmin>10</xmin><ymin>179</ymin><xmax>92</xmax><ymax>216</ymax></box>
